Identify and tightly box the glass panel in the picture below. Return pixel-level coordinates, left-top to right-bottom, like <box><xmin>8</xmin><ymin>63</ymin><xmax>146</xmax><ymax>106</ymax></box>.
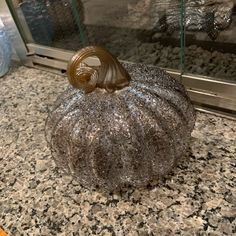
<box><xmin>9</xmin><ymin>0</ymin><xmax>184</xmax><ymax>71</ymax></box>
<box><xmin>183</xmin><ymin>0</ymin><xmax>236</xmax><ymax>83</ymax></box>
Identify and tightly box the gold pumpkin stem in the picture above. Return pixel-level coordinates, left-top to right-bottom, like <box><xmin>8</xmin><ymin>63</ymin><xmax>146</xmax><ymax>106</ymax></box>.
<box><xmin>67</xmin><ymin>46</ymin><xmax>131</xmax><ymax>93</ymax></box>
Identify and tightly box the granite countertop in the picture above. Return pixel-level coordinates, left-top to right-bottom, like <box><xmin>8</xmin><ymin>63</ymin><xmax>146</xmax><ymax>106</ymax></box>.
<box><xmin>0</xmin><ymin>65</ymin><xmax>235</xmax><ymax>236</ymax></box>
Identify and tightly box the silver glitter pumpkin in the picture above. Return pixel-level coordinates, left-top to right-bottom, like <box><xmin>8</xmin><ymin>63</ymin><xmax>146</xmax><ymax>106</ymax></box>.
<box><xmin>45</xmin><ymin>46</ymin><xmax>196</xmax><ymax>191</ymax></box>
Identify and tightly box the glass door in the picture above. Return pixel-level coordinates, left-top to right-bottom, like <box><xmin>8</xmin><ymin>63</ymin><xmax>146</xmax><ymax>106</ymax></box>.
<box><xmin>1</xmin><ymin>0</ymin><xmax>236</xmax><ymax>114</ymax></box>
<box><xmin>182</xmin><ymin>0</ymin><xmax>236</xmax><ymax>112</ymax></box>
<box><xmin>182</xmin><ymin>0</ymin><xmax>236</xmax><ymax>82</ymax></box>
<box><xmin>7</xmin><ymin>0</ymin><xmax>184</xmax><ymax>74</ymax></box>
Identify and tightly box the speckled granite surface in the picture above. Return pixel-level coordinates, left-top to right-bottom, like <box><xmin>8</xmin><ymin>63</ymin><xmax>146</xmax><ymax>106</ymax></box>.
<box><xmin>0</xmin><ymin>65</ymin><xmax>235</xmax><ymax>236</ymax></box>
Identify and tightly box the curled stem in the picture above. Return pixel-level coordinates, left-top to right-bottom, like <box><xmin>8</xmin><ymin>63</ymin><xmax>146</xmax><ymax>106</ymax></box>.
<box><xmin>67</xmin><ymin>46</ymin><xmax>131</xmax><ymax>93</ymax></box>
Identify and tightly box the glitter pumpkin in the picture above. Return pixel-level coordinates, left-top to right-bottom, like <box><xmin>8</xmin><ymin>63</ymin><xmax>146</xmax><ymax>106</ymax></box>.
<box><xmin>45</xmin><ymin>46</ymin><xmax>196</xmax><ymax>191</ymax></box>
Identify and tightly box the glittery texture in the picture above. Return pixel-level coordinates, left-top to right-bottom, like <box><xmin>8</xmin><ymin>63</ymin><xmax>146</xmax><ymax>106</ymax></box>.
<box><xmin>45</xmin><ymin>62</ymin><xmax>196</xmax><ymax>191</ymax></box>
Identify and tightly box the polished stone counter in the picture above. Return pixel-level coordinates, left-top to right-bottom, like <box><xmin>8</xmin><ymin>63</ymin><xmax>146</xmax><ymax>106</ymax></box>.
<box><xmin>0</xmin><ymin>66</ymin><xmax>235</xmax><ymax>236</ymax></box>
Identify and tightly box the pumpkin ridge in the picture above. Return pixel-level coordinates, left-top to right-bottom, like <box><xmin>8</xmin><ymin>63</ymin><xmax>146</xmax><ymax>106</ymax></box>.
<box><xmin>45</xmin><ymin>90</ymin><xmax>81</xmax><ymax>124</ymax></box>
<box><xmin>129</xmin><ymin>85</ymin><xmax>193</xmax><ymax>159</ymax></box>
<box><xmin>64</xmin><ymin>103</ymin><xmax>99</xmax><ymax>184</ymax></box>
<box><xmin>119</xmin><ymin>94</ymin><xmax>155</xmax><ymax>184</ymax></box>
<box><xmin>135</xmin><ymin>78</ymin><xmax>196</xmax><ymax>131</ymax></box>
<box><xmin>67</xmin><ymin>97</ymin><xmax>129</xmax><ymax>188</ymax></box>
<box><xmin>145</xmin><ymin>78</ymin><xmax>187</xmax><ymax>97</ymax></box>
<box><xmin>46</xmin><ymin>93</ymin><xmax>84</xmax><ymax>143</ymax></box>
<box><xmin>128</xmin><ymin>86</ymin><xmax>180</xmax><ymax>139</ymax></box>
<box><xmin>136</xmin><ymin>77</ymin><xmax>190</xmax><ymax>107</ymax></box>
<box><xmin>91</xmin><ymin>99</ymin><xmax>135</xmax><ymax>188</ymax></box>
<box><xmin>130</xmin><ymin>64</ymin><xmax>185</xmax><ymax>92</ymax></box>
<box><xmin>124</xmin><ymin>88</ymin><xmax>177</xmax><ymax>178</ymax></box>
<box><xmin>50</xmin><ymin>109</ymin><xmax>84</xmax><ymax>171</ymax></box>
<box><xmin>70</xmin><ymin>117</ymin><xmax>101</xmax><ymax>186</ymax></box>
<box><xmin>52</xmin><ymin>87</ymin><xmax>77</xmax><ymax>108</ymax></box>
<box><xmin>130</xmin><ymin>85</ymin><xmax>191</xmax><ymax>153</ymax></box>
<box><xmin>110</xmin><ymin>95</ymin><xmax>149</xmax><ymax>185</ymax></box>
<box><xmin>50</xmin><ymin>90</ymin><xmax>83</xmax><ymax>117</ymax></box>
<box><xmin>135</xmin><ymin>82</ymin><xmax>189</xmax><ymax>127</ymax></box>
<box><xmin>131</xmin><ymin>101</ymin><xmax>176</xmax><ymax>178</ymax></box>
<box><xmin>139</xmin><ymin>80</ymin><xmax>195</xmax><ymax>129</ymax></box>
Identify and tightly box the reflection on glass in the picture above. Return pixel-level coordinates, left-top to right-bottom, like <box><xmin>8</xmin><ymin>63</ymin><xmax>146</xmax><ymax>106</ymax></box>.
<box><xmin>9</xmin><ymin>0</ymin><xmax>236</xmax><ymax>80</ymax></box>
<box><xmin>183</xmin><ymin>0</ymin><xmax>236</xmax><ymax>82</ymax></box>
<box><xmin>11</xmin><ymin>0</ymin><xmax>185</xmax><ymax>71</ymax></box>
<box><xmin>19</xmin><ymin>0</ymin><xmax>54</xmax><ymax>45</ymax></box>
